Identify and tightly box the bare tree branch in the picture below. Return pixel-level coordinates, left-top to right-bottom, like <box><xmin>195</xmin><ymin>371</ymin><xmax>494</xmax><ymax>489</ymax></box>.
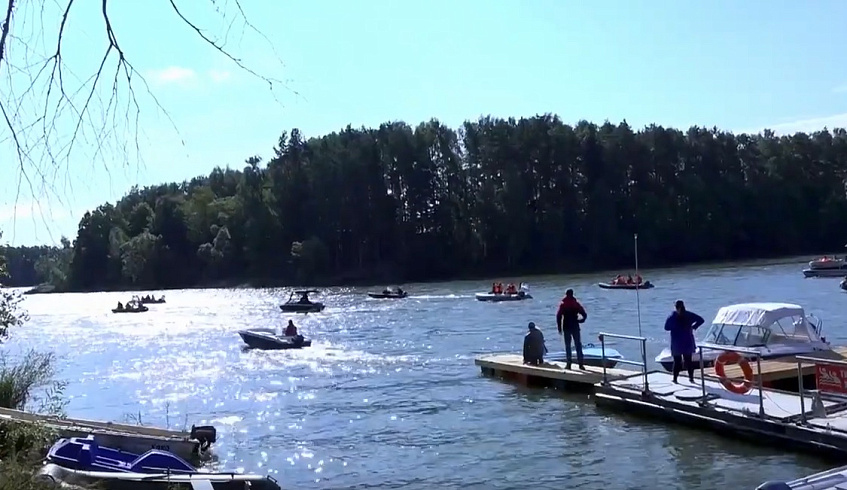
<box><xmin>0</xmin><ymin>0</ymin><xmax>289</xmax><ymax>244</ymax></box>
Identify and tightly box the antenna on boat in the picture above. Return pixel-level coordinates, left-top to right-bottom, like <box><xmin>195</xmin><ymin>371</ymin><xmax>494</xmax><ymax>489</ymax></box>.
<box><xmin>635</xmin><ymin>233</ymin><xmax>643</xmax><ymax>338</ymax></box>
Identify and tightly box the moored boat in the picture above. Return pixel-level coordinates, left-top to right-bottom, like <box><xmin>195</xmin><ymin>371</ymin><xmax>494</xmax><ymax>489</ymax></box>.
<box><xmin>0</xmin><ymin>406</ymin><xmax>216</xmax><ymax>462</ymax></box>
<box><xmin>47</xmin><ymin>435</ymin><xmax>196</xmax><ymax>474</ymax></box>
<box><xmin>548</xmin><ymin>343</ymin><xmax>624</xmax><ymax>368</ymax></box>
<box><xmin>654</xmin><ymin>302</ymin><xmax>830</xmax><ymax>372</ymax></box>
<box><xmin>238</xmin><ymin>328</ymin><xmax>312</xmax><ymax>350</ymax></box>
<box><xmin>279</xmin><ymin>289</ymin><xmax>325</xmax><ymax>313</ymax></box>
<box><xmin>35</xmin><ymin>463</ymin><xmax>282</xmax><ymax>490</ymax></box>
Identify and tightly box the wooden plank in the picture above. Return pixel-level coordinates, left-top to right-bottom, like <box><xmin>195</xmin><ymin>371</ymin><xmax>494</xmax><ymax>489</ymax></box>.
<box><xmin>703</xmin><ymin>346</ymin><xmax>847</xmax><ymax>383</ymax></box>
<box><xmin>475</xmin><ymin>353</ymin><xmax>637</xmax><ymax>385</ymax></box>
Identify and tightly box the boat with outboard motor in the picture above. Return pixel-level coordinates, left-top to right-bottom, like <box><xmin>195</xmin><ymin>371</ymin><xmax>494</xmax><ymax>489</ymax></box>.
<box><xmin>368</xmin><ymin>287</ymin><xmax>408</xmax><ymax>299</ymax></box>
<box><xmin>35</xmin><ymin>463</ymin><xmax>282</xmax><ymax>490</ymax></box>
<box><xmin>547</xmin><ymin>343</ymin><xmax>624</xmax><ymax>368</ymax></box>
<box><xmin>238</xmin><ymin>327</ymin><xmax>312</xmax><ymax>350</ymax></box>
<box><xmin>756</xmin><ymin>463</ymin><xmax>847</xmax><ymax>490</ymax></box>
<box><xmin>0</xmin><ymin>406</ymin><xmax>215</xmax><ymax>461</ymax></box>
<box><xmin>598</xmin><ymin>281</ymin><xmax>654</xmax><ymax>290</ymax></box>
<box><xmin>279</xmin><ymin>289</ymin><xmax>325</xmax><ymax>313</ymax></box>
<box><xmin>48</xmin><ymin>435</ymin><xmax>196</xmax><ymax>474</ymax></box>
<box><xmin>655</xmin><ymin>302</ymin><xmax>831</xmax><ymax>372</ymax></box>
<box><xmin>138</xmin><ymin>295</ymin><xmax>166</xmax><ymax>305</ymax></box>
<box><xmin>803</xmin><ymin>254</ymin><xmax>847</xmax><ymax>277</ymax></box>
<box><xmin>476</xmin><ymin>283</ymin><xmax>532</xmax><ymax>302</ymax></box>
<box><xmin>112</xmin><ymin>300</ymin><xmax>148</xmax><ymax>314</ymax></box>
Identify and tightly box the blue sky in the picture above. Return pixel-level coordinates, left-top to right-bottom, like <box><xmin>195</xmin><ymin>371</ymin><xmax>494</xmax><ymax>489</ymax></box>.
<box><xmin>1</xmin><ymin>0</ymin><xmax>847</xmax><ymax>246</ymax></box>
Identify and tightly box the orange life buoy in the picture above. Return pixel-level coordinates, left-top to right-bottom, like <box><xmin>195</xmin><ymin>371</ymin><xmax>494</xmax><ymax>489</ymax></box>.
<box><xmin>714</xmin><ymin>351</ymin><xmax>754</xmax><ymax>394</ymax></box>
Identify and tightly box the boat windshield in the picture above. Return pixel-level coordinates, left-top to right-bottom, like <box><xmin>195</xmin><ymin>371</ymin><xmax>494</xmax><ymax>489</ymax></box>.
<box><xmin>699</xmin><ymin>314</ymin><xmax>819</xmax><ymax>348</ymax></box>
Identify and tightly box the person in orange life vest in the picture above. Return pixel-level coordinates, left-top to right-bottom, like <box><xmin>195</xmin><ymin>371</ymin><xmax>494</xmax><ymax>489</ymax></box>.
<box><xmin>634</xmin><ymin>274</ymin><xmax>643</xmax><ymax>285</ymax></box>
<box><xmin>284</xmin><ymin>320</ymin><xmax>298</xmax><ymax>337</ymax></box>
<box><xmin>556</xmin><ymin>289</ymin><xmax>588</xmax><ymax>370</ymax></box>
<box><xmin>496</xmin><ymin>282</ymin><xmax>503</xmax><ymax>294</ymax></box>
<box><xmin>490</xmin><ymin>283</ymin><xmax>497</xmax><ymax>294</ymax></box>
<box><xmin>506</xmin><ymin>283</ymin><xmax>516</xmax><ymax>294</ymax></box>
<box><xmin>664</xmin><ymin>300</ymin><xmax>705</xmax><ymax>384</ymax></box>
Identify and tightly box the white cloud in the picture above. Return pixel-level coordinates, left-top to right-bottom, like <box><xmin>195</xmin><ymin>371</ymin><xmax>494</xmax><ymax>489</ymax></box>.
<box><xmin>146</xmin><ymin>66</ymin><xmax>199</xmax><ymax>87</ymax></box>
<box><xmin>208</xmin><ymin>69</ymin><xmax>232</xmax><ymax>83</ymax></box>
<box><xmin>738</xmin><ymin>113</ymin><xmax>847</xmax><ymax>136</ymax></box>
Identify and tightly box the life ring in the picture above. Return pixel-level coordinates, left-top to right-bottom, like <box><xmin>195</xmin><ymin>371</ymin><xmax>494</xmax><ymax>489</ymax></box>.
<box><xmin>714</xmin><ymin>351</ymin><xmax>754</xmax><ymax>394</ymax></box>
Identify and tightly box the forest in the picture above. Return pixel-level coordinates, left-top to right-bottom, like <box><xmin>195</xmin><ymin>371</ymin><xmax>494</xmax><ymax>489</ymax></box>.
<box><xmin>3</xmin><ymin>115</ymin><xmax>847</xmax><ymax>291</ymax></box>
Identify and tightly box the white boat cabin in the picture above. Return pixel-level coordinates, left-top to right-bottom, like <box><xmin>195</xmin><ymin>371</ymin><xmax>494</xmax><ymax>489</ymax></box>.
<box><xmin>699</xmin><ymin>302</ymin><xmax>826</xmax><ymax>349</ymax></box>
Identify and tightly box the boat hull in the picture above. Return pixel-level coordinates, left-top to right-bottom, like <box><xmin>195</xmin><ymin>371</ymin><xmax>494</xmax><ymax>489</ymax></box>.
<box><xmin>139</xmin><ymin>300</ymin><xmax>165</xmax><ymax>305</ymax></box>
<box><xmin>475</xmin><ymin>292</ymin><xmax>532</xmax><ymax>302</ymax></box>
<box><xmin>548</xmin><ymin>345</ymin><xmax>623</xmax><ymax>368</ymax></box>
<box><xmin>48</xmin><ymin>435</ymin><xmax>196</xmax><ymax>474</ymax></box>
<box><xmin>111</xmin><ymin>306</ymin><xmax>149</xmax><ymax>313</ymax></box>
<box><xmin>367</xmin><ymin>292</ymin><xmax>408</xmax><ymax>299</ymax></box>
<box><xmin>36</xmin><ymin>464</ymin><xmax>282</xmax><ymax>490</ymax></box>
<box><xmin>803</xmin><ymin>268</ymin><xmax>847</xmax><ymax>278</ymax></box>
<box><xmin>239</xmin><ymin>329</ymin><xmax>312</xmax><ymax>350</ymax></box>
<box><xmin>279</xmin><ymin>303</ymin><xmax>325</xmax><ymax>313</ymax></box>
<box><xmin>597</xmin><ymin>282</ymin><xmax>654</xmax><ymax>290</ymax></box>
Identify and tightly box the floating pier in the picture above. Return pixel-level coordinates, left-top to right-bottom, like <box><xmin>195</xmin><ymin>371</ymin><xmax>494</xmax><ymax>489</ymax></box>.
<box><xmin>702</xmin><ymin>346</ymin><xmax>847</xmax><ymax>390</ymax></box>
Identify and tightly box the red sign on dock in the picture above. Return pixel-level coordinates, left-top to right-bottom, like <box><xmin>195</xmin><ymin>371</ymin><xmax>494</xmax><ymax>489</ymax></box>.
<box><xmin>815</xmin><ymin>364</ymin><xmax>847</xmax><ymax>394</ymax></box>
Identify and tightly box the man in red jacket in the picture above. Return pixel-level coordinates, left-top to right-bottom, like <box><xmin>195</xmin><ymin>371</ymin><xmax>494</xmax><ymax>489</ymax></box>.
<box><xmin>556</xmin><ymin>289</ymin><xmax>588</xmax><ymax>370</ymax></box>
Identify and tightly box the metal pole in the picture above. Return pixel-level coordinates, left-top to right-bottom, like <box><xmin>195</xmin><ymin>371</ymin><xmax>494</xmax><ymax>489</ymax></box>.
<box><xmin>600</xmin><ymin>334</ymin><xmax>608</xmax><ymax>385</ymax></box>
<box><xmin>699</xmin><ymin>346</ymin><xmax>706</xmax><ymax>402</ymax></box>
<box><xmin>635</xmin><ymin>233</ymin><xmax>643</xmax><ymax>338</ymax></box>
<box><xmin>757</xmin><ymin>356</ymin><xmax>765</xmax><ymax>418</ymax></box>
<box><xmin>642</xmin><ymin>339</ymin><xmax>649</xmax><ymax>393</ymax></box>
<box><xmin>797</xmin><ymin>360</ymin><xmax>806</xmax><ymax>424</ymax></box>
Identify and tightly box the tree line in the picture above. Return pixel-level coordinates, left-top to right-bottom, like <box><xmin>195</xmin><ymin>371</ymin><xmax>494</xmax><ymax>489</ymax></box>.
<box><xmin>4</xmin><ymin>116</ymin><xmax>847</xmax><ymax>291</ymax></box>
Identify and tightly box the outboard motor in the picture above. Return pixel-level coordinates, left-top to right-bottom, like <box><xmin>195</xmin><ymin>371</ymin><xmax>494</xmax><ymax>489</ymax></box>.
<box><xmin>190</xmin><ymin>424</ymin><xmax>217</xmax><ymax>450</ymax></box>
<box><xmin>755</xmin><ymin>483</ymin><xmax>792</xmax><ymax>490</ymax></box>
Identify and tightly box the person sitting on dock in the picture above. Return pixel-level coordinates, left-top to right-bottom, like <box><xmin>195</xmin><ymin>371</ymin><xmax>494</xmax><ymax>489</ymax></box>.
<box><xmin>523</xmin><ymin>322</ymin><xmax>547</xmax><ymax>366</ymax></box>
<box><xmin>664</xmin><ymin>300</ymin><xmax>705</xmax><ymax>384</ymax></box>
<box><xmin>284</xmin><ymin>320</ymin><xmax>298</xmax><ymax>337</ymax></box>
<box><xmin>556</xmin><ymin>289</ymin><xmax>588</xmax><ymax>370</ymax></box>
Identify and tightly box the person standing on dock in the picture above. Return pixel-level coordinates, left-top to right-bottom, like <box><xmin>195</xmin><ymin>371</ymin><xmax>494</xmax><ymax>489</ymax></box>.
<box><xmin>556</xmin><ymin>289</ymin><xmax>588</xmax><ymax>370</ymax></box>
<box><xmin>665</xmin><ymin>300</ymin><xmax>705</xmax><ymax>384</ymax></box>
<box><xmin>523</xmin><ymin>322</ymin><xmax>547</xmax><ymax>366</ymax></box>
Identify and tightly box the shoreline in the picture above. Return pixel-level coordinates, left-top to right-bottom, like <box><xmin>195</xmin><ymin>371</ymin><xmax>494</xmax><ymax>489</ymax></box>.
<box><xmin>18</xmin><ymin>252</ymin><xmax>814</xmax><ymax>295</ymax></box>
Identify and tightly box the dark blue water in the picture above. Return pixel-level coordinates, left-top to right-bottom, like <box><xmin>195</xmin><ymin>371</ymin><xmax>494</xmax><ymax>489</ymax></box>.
<box><xmin>8</xmin><ymin>259</ymin><xmax>841</xmax><ymax>489</ymax></box>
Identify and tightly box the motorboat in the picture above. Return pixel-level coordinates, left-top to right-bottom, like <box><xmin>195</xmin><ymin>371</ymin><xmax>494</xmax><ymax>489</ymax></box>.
<box><xmin>548</xmin><ymin>343</ymin><xmax>624</xmax><ymax>368</ymax></box>
<box><xmin>238</xmin><ymin>328</ymin><xmax>312</xmax><ymax>350</ymax></box>
<box><xmin>655</xmin><ymin>302</ymin><xmax>831</xmax><ymax>372</ymax></box>
<box><xmin>368</xmin><ymin>288</ymin><xmax>409</xmax><ymax>299</ymax></box>
<box><xmin>756</xmin><ymin>463</ymin><xmax>847</xmax><ymax>489</ymax></box>
<box><xmin>35</xmin><ymin>463</ymin><xmax>282</xmax><ymax>490</ymax></box>
<box><xmin>47</xmin><ymin>435</ymin><xmax>196</xmax><ymax>474</ymax></box>
<box><xmin>0</xmin><ymin>406</ymin><xmax>215</xmax><ymax>462</ymax></box>
<box><xmin>803</xmin><ymin>266</ymin><xmax>847</xmax><ymax>278</ymax></box>
<box><xmin>138</xmin><ymin>295</ymin><xmax>166</xmax><ymax>305</ymax></box>
<box><xmin>476</xmin><ymin>283</ymin><xmax>532</xmax><ymax>302</ymax></box>
<box><xmin>112</xmin><ymin>300</ymin><xmax>148</xmax><ymax>314</ymax></box>
<box><xmin>809</xmin><ymin>256</ymin><xmax>846</xmax><ymax>270</ymax></box>
<box><xmin>279</xmin><ymin>289</ymin><xmax>325</xmax><ymax>313</ymax></box>
<box><xmin>598</xmin><ymin>281</ymin><xmax>654</xmax><ymax>290</ymax></box>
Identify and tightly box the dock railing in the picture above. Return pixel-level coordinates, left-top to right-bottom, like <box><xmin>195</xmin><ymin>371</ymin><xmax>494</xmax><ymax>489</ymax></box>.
<box><xmin>795</xmin><ymin>355</ymin><xmax>847</xmax><ymax>424</ymax></box>
<box><xmin>696</xmin><ymin>344</ymin><xmax>766</xmax><ymax>417</ymax></box>
<box><xmin>598</xmin><ymin>332</ymin><xmax>649</xmax><ymax>391</ymax></box>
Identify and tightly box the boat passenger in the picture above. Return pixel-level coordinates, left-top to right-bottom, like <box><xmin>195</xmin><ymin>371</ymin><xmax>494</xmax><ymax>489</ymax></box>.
<box><xmin>523</xmin><ymin>322</ymin><xmax>547</xmax><ymax>366</ymax></box>
<box><xmin>664</xmin><ymin>299</ymin><xmax>705</xmax><ymax>384</ymax></box>
<box><xmin>396</xmin><ymin>288</ymin><xmax>405</xmax><ymax>295</ymax></box>
<box><xmin>284</xmin><ymin>320</ymin><xmax>298</xmax><ymax>337</ymax></box>
<box><xmin>556</xmin><ymin>289</ymin><xmax>588</xmax><ymax>370</ymax></box>
<box><xmin>634</xmin><ymin>274</ymin><xmax>643</xmax><ymax>285</ymax></box>
<box><xmin>383</xmin><ymin>288</ymin><xmax>391</xmax><ymax>295</ymax></box>
<box><xmin>116</xmin><ymin>302</ymin><xmax>123</xmax><ymax>310</ymax></box>
<box><xmin>495</xmin><ymin>283</ymin><xmax>503</xmax><ymax>294</ymax></box>
<box><xmin>490</xmin><ymin>283</ymin><xmax>497</xmax><ymax>294</ymax></box>
<box><xmin>506</xmin><ymin>283</ymin><xmax>516</xmax><ymax>294</ymax></box>
<box><xmin>626</xmin><ymin>274</ymin><xmax>634</xmax><ymax>284</ymax></box>
<box><xmin>298</xmin><ymin>294</ymin><xmax>310</xmax><ymax>304</ymax></box>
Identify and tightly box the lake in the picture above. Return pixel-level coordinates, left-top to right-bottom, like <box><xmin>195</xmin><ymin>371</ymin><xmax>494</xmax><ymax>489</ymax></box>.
<box><xmin>8</xmin><ymin>259</ymin><xmax>843</xmax><ymax>489</ymax></box>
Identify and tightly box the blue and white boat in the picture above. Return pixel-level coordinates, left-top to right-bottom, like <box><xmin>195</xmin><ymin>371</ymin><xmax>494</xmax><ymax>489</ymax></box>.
<box><xmin>47</xmin><ymin>435</ymin><xmax>197</xmax><ymax>474</ymax></box>
<box><xmin>547</xmin><ymin>343</ymin><xmax>624</xmax><ymax>368</ymax></box>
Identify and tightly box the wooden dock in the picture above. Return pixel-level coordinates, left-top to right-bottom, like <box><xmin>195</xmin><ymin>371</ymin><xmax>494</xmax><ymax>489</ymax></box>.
<box><xmin>475</xmin><ymin>353</ymin><xmax>637</xmax><ymax>391</ymax></box>
<box><xmin>594</xmin><ymin>370</ymin><xmax>847</xmax><ymax>459</ymax></box>
<box><xmin>702</xmin><ymin>346</ymin><xmax>847</xmax><ymax>386</ymax></box>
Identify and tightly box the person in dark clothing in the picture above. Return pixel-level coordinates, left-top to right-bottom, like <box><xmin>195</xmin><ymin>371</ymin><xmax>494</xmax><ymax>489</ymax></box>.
<box><xmin>664</xmin><ymin>300</ymin><xmax>706</xmax><ymax>383</ymax></box>
<box><xmin>523</xmin><ymin>322</ymin><xmax>547</xmax><ymax>366</ymax></box>
<box><xmin>556</xmin><ymin>289</ymin><xmax>588</xmax><ymax>370</ymax></box>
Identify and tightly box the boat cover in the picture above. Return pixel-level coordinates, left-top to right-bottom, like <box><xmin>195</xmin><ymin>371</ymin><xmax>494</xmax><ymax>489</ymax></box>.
<box><xmin>712</xmin><ymin>303</ymin><xmax>805</xmax><ymax>327</ymax></box>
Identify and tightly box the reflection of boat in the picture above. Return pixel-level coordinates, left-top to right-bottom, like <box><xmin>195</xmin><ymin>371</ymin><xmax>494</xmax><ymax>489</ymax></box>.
<box><xmin>279</xmin><ymin>289</ymin><xmax>325</xmax><ymax>313</ymax></box>
<box><xmin>476</xmin><ymin>283</ymin><xmax>531</xmax><ymax>302</ymax></box>
<box><xmin>0</xmin><ymin>406</ymin><xmax>215</xmax><ymax>462</ymax></box>
<box><xmin>238</xmin><ymin>328</ymin><xmax>312</xmax><ymax>350</ymax></box>
<box><xmin>35</xmin><ymin>463</ymin><xmax>282</xmax><ymax>490</ymax></box>
<box><xmin>48</xmin><ymin>435</ymin><xmax>196</xmax><ymax>474</ymax></box>
<box><xmin>368</xmin><ymin>288</ymin><xmax>408</xmax><ymax>299</ymax></box>
<box><xmin>598</xmin><ymin>281</ymin><xmax>654</xmax><ymax>290</ymax></box>
<box><xmin>655</xmin><ymin>302</ymin><xmax>831</xmax><ymax>372</ymax></box>
<box><xmin>548</xmin><ymin>343</ymin><xmax>624</xmax><ymax>368</ymax></box>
